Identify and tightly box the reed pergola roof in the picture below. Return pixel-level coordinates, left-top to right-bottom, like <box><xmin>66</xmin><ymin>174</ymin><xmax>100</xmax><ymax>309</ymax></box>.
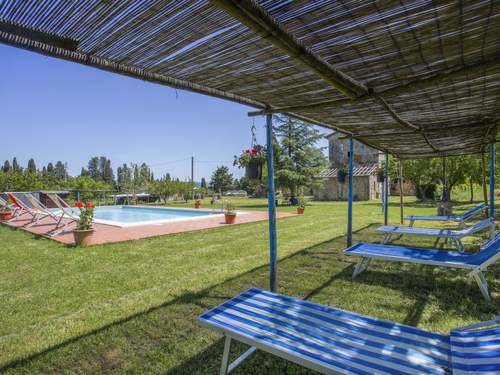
<box><xmin>1</xmin><ymin>0</ymin><xmax>499</xmax><ymax>158</ymax></box>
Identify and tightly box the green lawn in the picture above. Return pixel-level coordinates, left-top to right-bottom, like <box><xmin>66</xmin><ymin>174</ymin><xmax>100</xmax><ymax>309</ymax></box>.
<box><xmin>0</xmin><ymin>197</ymin><xmax>498</xmax><ymax>374</ymax></box>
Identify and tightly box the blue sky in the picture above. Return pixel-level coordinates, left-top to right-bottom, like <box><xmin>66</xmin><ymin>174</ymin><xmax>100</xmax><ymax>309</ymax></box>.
<box><xmin>0</xmin><ymin>44</ymin><xmax>328</xmax><ymax>181</ymax></box>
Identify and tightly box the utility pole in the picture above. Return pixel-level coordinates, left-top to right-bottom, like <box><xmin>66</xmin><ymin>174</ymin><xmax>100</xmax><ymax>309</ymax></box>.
<box><xmin>191</xmin><ymin>156</ymin><xmax>194</xmax><ymax>199</ymax></box>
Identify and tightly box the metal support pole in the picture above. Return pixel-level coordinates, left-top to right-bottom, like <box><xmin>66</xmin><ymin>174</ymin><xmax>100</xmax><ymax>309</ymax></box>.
<box><xmin>384</xmin><ymin>152</ymin><xmax>389</xmax><ymax>225</ymax></box>
<box><xmin>399</xmin><ymin>160</ymin><xmax>404</xmax><ymax>224</ymax></box>
<box><xmin>347</xmin><ymin>138</ymin><xmax>354</xmax><ymax>247</ymax></box>
<box><xmin>266</xmin><ymin>114</ymin><xmax>278</xmax><ymax>292</ymax></box>
<box><xmin>77</xmin><ymin>191</ymin><xmax>80</xmax><ymax>201</ymax></box>
<box><xmin>191</xmin><ymin>156</ymin><xmax>195</xmax><ymax>199</ymax></box>
<box><xmin>490</xmin><ymin>143</ymin><xmax>495</xmax><ymax>220</ymax></box>
<box><xmin>442</xmin><ymin>156</ymin><xmax>448</xmax><ymax>201</ymax></box>
<box><xmin>481</xmin><ymin>151</ymin><xmax>489</xmax><ymax>217</ymax></box>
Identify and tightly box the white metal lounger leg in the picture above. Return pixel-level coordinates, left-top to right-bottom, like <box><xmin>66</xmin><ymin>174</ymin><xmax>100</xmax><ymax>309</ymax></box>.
<box><xmin>220</xmin><ymin>336</ymin><xmax>232</xmax><ymax>375</ymax></box>
<box><xmin>471</xmin><ymin>271</ymin><xmax>491</xmax><ymax>302</ymax></box>
<box><xmin>455</xmin><ymin>238</ymin><xmax>464</xmax><ymax>253</ymax></box>
<box><xmin>353</xmin><ymin>257</ymin><xmax>371</xmax><ymax>278</ymax></box>
<box><xmin>219</xmin><ymin>336</ymin><xmax>257</xmax><ymax>375</ymax></box>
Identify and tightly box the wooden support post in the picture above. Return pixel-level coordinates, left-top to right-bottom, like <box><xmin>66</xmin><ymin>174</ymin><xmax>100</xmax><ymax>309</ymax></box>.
<box><xmin>347</xmin><ymin>138</ymin><xmax>354</xmax><ymax>247</ymax></box>
<box><xmin>266</xmin><ymin>114</ymin><xmax>278</xmax><ymax>292</ymax></box>
<box><xmin>399</xmin><ymin>160</ymin><xmax>404</xmax><ymax>224</ymax></box>
<box><xmin>482</xmin><ymin>151</ymin><xmax>490</xmax><ymax>217</ymax></box>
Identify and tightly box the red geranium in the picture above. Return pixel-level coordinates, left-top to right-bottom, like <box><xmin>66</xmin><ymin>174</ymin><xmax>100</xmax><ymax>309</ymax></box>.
<box><xmin>234</xmin><ymin>144</ymin><xmax>266</xmax><ymax>169</ymax></box>
<box><xmin>85</xmin><ymin>203</ymin><xmax>96</xmax><ymax>209</ymax></box>
<box><xmin>74</xmin><ymin>201</ymin><xmax>84</xmax><ymax>208</ymax></box>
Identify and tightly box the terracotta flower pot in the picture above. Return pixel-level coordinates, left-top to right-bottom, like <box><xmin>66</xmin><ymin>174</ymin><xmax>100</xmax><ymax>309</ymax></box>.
<box><xmin>0</xmin><ymin>211</ymin><xmax>13</xmax><ymax>221</ymax></box>
<box><xmin>194</xmin><ymin>201</ymin><xmax>201</xmax><ymax>209</ymax></box>
<box><xmin>73</xmin><ymin>229</ymin><xmax>94</xmax><ymax>246</ymax></box>
<box><xmin>297</xmin><ymin>207</ymin><xmax>305</xmax><ymax>215</ymax></box>
<box><xmin>224</xmin><ymin>212</ymin><xmax>237</xmax><ymax>224</ymax></box>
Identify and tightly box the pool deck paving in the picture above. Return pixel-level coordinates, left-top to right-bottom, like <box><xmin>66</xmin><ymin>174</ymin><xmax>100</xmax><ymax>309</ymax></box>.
<box><xmin>2</xmin><ymin>207</ymin><xmax>296</xmax><ymax>246</ymax></box>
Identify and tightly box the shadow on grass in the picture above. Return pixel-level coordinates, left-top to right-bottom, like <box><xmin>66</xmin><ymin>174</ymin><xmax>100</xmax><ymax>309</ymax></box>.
<box><xmin>1</xmin><ymin>222</ymin><xmax>498</xmax><ymax>374</ymax></box>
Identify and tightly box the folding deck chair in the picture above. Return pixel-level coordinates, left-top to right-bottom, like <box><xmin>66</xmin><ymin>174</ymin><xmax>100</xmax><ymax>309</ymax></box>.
<box><xmin>45</xmin><ymin>193</ymin><xmax>79</xmax><ymax>236</ymax></box>
<box><xmin>6</xmin><ymin>192</ymin><xmax>36</xmax><ymax>221</ymax></box>
<box><xmin>377</xmin><ymin>218</ymin><xmax>495</xmax><ymax>252</ymax></box>
<box><xmin>0</xmin><ymin>196</ymin><xmax>14</xmax><ymax>211</ymax></box>
<box><xmin>343</xmin><ymin>234</ymin><xmax>500</xmax><ymax>301</ymax></box>
<box><xmin>21</xmin><ymin>193</ymin><xmax>69</xmax><ymax>232</ymax></box>
<box><xmin>198</xmin><ymin>288</ymin><xmax>500</xmax><ymax>374</ymax></box>
<box><xmin>406</xmin><ymin>203</ymin><xmax>487</xmax><ymax>227</ymax></box>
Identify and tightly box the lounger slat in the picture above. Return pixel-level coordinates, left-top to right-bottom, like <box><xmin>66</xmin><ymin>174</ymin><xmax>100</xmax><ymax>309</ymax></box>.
<box><xmin>199</xmin><ymin>289</ymin><xmax>451</xmax><ymax>374</ymax></box>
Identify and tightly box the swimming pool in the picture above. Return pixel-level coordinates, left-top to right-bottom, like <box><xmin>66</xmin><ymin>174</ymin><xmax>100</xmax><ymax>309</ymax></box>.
<box><xmin>69</xmin><ymin>206</ymin><xmax>225</xmax><ymax>227</ymax></box>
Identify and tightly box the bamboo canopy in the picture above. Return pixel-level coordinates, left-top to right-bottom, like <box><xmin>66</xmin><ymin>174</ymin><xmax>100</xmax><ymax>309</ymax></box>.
<box><xmin>0</xmin><ymin>0</ymin><xmax>499</xmax><ymax>158</ymax></box>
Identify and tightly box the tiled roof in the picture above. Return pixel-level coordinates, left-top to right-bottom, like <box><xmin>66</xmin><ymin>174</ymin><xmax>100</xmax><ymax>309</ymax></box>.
<box><xmin>317</xmin><ymin>164</ymin><xmax>379</xmax><ymax>178</ymax></box>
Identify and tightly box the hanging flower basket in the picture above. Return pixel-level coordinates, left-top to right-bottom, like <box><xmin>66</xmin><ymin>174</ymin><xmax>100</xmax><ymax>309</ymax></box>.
<box><xmin>234</xmin><ymin>145</ymin><xmax>266</xmax><ymax>181</ymax></box>
<box><xmin>337</xmin><ymin>169</ymin><xmax>347</xmax><ymax>184</ymax></box>
<box><xmin>245</xmin><ymin>159</ymin><xmax>263</xmax><ymax>180</ymax></box>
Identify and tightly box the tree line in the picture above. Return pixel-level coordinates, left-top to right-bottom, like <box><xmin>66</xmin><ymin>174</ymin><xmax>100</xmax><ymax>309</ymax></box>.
<box><xmin>0</xmin><ymin>156</ymin><xmax>155</xmax><ymax>193</ymax></box>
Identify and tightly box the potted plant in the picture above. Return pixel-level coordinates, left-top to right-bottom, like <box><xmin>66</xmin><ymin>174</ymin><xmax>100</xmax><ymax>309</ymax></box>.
<box><xmin>194</xmin><ymin>199</ymin><xmax>201</xmax><ymax>209</ymax></box>
<box><xmin>72</xmin><ymin>201</ymin><xmax>95</xmax><ymax>246</ymax></box>
<box><xmin>377</xmin><ymin>168</ymin><xmax>385</xmax><ymax>183</ymax></box>
<box><xmin>297</xmin><ymin>196</ymin><xmax>305</xmax><ymax>215</ymax></box>
<box><xmin>0</xmin><ymin>203</ymin><xmax>13</xmax><ymax>221</ymax></box>
<box><xmin>234</xmin><ymin>145</ymin><xmax>266</xmax><ymax>180</ymax></box>
<box><xmin>224</xmin><ymin>201</ymin><xmax>237</xmax><ymax>224</ymax></box>
<box><xmin>337</xmin><ymin>167</ymin><xmax>347</xmax><ymax>184</ymax></box>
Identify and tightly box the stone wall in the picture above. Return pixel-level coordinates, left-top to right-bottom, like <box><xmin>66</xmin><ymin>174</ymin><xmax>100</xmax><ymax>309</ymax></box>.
<box><xmin>327</xmin><ymin>133</ymin><xmax>379</xmax><ymax>168</ymax></box>
<box><xmin>313</xmin><ymin>175</ymin><xmax>382</xmax><ymax>201</ymax></box>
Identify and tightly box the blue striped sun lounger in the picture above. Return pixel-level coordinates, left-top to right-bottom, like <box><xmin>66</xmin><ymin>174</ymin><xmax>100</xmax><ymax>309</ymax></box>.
<box><xmin>377</xmin><ymin>219</ymin><xmax>495</xmax><ymax>252</ymax></box>
<box><xmin>406</xmin><ymin>204</ymin><xmax>487</xmax><ymax>227</ymax></box>
<box><xmin>343</xmin><ymin>235</ymin><xmax>500</xmax><ymax>301</ymax></box>
<box><xmin>198</xmin><ymin>288</ymin><xmax>499</xmax><ymax>374</ymax></box>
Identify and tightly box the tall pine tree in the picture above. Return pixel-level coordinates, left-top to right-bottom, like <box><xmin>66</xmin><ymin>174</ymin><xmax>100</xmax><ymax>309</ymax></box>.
<box><xmin>27</xmin><ymin>158</ymin><xmax>37</xmax><ymax>173</ymax></box>
<box><xmin>273</xmin><ymin>115</ymin><xmax>327</xmax><ymax>199</ymax></box>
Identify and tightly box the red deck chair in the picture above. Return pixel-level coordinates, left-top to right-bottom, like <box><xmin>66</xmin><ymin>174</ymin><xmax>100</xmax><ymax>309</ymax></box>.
<box><xmin>6</xmin><ymin>192</ymin><xmax>36</xmax><ymax>221</ymax></box>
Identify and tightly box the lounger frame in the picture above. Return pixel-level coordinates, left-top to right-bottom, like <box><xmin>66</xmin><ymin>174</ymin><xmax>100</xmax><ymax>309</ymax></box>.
<box><xmin>199</xmin><ymin>289</ymin><xmax>498</xmax><ymax>374</ymax></box>
<box><xmin>406</xmin><ymin>203</ymin><xmax>487</xmax><ymax>227</ymax></box>
<box><xmin>345</xmin><ymin>240</ymin><xmax>500</xmax><ymax>301</ymax></box>
<box><xmin>378</xmin><ymin>218</ymin><xmax>495</xmax><ymax>252</ymax></box>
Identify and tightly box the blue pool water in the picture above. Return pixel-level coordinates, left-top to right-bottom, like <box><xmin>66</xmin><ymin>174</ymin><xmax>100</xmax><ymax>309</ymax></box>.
<box><xmin>67</xmin><ymin>206</ymin><xmax>217</xmax><ymax>226</ymax></box>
